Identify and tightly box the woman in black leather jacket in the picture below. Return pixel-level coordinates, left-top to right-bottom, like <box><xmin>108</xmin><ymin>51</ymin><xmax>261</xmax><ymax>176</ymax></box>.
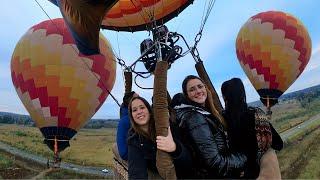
<box><xmin>171</xmin><ymin>75</ymin><xmax>247</xmax><ymax>178</ymax></box>
<box><xmin>221</xmin><ymin>78</ymin><xmax>283</xmax><ymax>178</ymax></box>
<box><xmin>127</xmin><ymin>96</ymin><xmax>192</xmax><ymax>179</ymax></box>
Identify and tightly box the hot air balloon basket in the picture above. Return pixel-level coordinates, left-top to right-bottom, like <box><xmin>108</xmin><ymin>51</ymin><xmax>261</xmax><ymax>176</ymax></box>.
<box><xmin>112</xmin><ymin>144</ymin><xmax>128</xmax><ymax>180</ymax></box>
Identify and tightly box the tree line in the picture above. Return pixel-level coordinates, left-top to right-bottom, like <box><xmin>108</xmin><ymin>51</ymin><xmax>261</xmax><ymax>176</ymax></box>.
<box><xmin>0</xmin><ymin>112</ymin><xmax>119</xmax><ymax>129</ymax></box>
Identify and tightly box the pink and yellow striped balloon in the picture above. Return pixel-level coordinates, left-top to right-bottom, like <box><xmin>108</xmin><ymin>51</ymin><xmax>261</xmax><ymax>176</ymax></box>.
<box><xmin>236</xmin><ymin>11</ymin><xmax>312</xmax><ymax>107</ymax></box>
<box><xmin>11</xmin><ymin>18</ymin><xmax>116</xmax><ymax>152</ymax></box>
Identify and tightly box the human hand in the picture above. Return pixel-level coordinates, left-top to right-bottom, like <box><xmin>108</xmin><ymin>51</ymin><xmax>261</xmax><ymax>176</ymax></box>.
<box><xmin>156</xmin><ymin>126</ymin><xmax>176</xmax><ymax>153</ymax></box>
<box><xmin>257</xmin><ymin>148</ymin><xmax>281</xmax><ymax>180</ymax></box>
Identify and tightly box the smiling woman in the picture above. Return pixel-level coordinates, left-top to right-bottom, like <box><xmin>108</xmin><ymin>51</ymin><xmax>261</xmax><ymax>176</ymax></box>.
<box><xmin>126</xmin><ymin>96</ymin><xmax>193</xmax><ymax>179</ymax></box>
<box><xmin>128</xmin><ymin>97</ymin><xmax>154</xmax><ymax>138</ymax></box>
<box><xmin>171</xmin><ymin>75</ymin><xmax>247</xmax><ymax>178</ymax></box>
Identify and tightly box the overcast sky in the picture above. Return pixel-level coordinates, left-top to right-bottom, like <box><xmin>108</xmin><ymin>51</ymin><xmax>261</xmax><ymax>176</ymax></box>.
<box><xmin>1</xmin><ymin>0</ymin><xmax>319</xmax><ymax>119</ymax></box>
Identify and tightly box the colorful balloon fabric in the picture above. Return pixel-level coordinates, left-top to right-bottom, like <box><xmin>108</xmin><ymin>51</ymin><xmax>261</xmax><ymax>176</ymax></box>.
<box><xmin>236</xmin><ymin>11</ymin><xmax>312</xmax><ymax>107</ymax></box>
<box><xmin>11</xmin><ymin>18</ymin><xmax>116</xmax><ymax>152</ymax></box>
<box><xmin>48</xmin><ymin>0</ymin><xmax>193</xmax><ymax>55</ymax></box>
<box><xmin>48</xmin><ymin>0</ymin><xmax>118</xmax><ymax>55</ymax></box>
<box><xmin>103</xmin><ymin>0</ymin><xmax>194</xmax><ymax>31</ymax></box>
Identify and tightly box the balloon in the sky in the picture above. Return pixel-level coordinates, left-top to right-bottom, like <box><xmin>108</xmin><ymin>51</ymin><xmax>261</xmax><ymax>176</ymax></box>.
<box><xmin>48</xmin><ymin>0</ymin><xmax>194</xmax><ymax>55</ymax></box>
<box><xmin>236</xmin><ymin>11</ymin><xmax>312</xmax><ymax>107</ymax></box>
<box><xmin>11</xmin><ymin>18</ymin><xmax>116</xmax><ymax>152</ymax></box>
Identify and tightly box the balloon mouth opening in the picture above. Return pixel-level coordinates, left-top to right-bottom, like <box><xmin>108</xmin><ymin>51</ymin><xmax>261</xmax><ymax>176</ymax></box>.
<box><xmin>257</xmin><ymin>89</ymin><xmax>283</xmax><ymax>108</ymax></box>
<box><xmin>43</xmin><ymin>138</ymin><xmax>71</xmax><ymax>153</ymax></box>
<box><xmin>40</xmin><ymin>127</ymin><xmax>77</xmax><ymax>153</ymax></box>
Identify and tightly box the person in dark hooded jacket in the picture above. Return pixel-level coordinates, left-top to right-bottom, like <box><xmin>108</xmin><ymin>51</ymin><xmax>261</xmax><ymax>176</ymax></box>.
<box><xmin>171</xmin><ymin>75</ymin><xmax>247</xmax><ymax>179</ymax></box>
<box><xmin>127</xmin><ymin>96</ymin><xmax>192</xmax><ymax>179</ymax></box>
<box><xmin>221</xmin><ymin>78</ymin><xmax>283</xmax><ymax>178</ymax></box>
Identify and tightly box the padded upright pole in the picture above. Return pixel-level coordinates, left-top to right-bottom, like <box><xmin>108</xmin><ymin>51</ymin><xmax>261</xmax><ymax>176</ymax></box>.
<box><xmin>124</xmin><ymin>71</ymin><xmax>132</xmax><ymax>94</ymax></box>
<box><xmin>153</xmin><ymin>61</ymin><xmax>176</xmax><ymax>179</ymax></box>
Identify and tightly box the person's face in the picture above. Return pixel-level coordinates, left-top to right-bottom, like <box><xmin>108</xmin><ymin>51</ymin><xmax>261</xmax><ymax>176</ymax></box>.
<box><xmin>186</xmin><ymin>78</ymin><xmax>207</xmax><ymax>106</ymax></box>
<box><xmin>131</xmin><ymin>99</ymin><xmax>150</xmax><ymax>126</ymax></box>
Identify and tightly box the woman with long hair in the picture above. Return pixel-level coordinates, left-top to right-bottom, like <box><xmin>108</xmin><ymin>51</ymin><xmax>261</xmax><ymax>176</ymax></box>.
<box><xmin>221</xmin><ymin>78</ymin><xmax>283</xmax><ymax>178</ymax></box>
<box><xmin>127</xmin><ymin>96</ymin><xmax>191</xmax><ymax>179</ymax></box>
<box><xmin>171</xmin><ymin>75</ymin><xmax>247</xmax><ymax>178</ymax></box>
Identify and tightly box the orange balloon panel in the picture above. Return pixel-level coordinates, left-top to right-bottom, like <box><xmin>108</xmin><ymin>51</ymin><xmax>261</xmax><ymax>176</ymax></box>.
<box><xmin>47</xmin><ymin>0</ymin><xmax>193</xmax><ymax>56</ymax></box>
<box><xmin>236</xmin><ymin>11</ymin><xmax>311</xmax><ymax>106</ymax></box>
<box><xmin>103</xmin><ymin>0</ymin><xmax>193</xmax><ymax>31</ymax></box>
<box><xmin>11</xmin><ymin>18</ymin><xmax>116</xmax><ymax>132</ymax></box>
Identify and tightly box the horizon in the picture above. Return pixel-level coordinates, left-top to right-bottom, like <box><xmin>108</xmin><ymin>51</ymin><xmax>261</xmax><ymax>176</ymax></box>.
<box><xmin>2</xmin><ymin>82</ymin><xmax>319</xmax><ymax>119</ymax></box>
<box><xmin>1</xmin><ymin>1</ymin><xmax>319</xmax><ymax>119</ymax></box>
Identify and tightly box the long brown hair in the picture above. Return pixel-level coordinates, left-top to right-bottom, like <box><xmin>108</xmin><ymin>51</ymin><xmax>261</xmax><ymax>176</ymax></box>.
<box><xmin>182</xmin><ymin>75</ymin><xmax>225</xmax><ymax>126</ymax></box>
<box><xmin>182</xmin><ymin>75</ymin><xmax>209</xmax><ymax>109</ymax></box>
<box><xmin>128</xmin><ymin>96</ymin><xmax>156</xmax><ymax>141</ymax></box>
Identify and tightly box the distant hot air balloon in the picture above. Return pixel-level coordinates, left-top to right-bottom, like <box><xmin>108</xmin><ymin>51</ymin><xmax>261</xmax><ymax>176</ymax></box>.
<box><xmin>236</xmin><ymin>11</ymin><xmax>312</xmax><ymax>108</ymax></box>
<box><xmin>11</xmin><ymin>18</ymin><xmax>116</xmax><ymax>155</ymax></box>
<box><xmin>48</xmin><ymin>0</ymin><xmax>194</xmax><ymax>55</ymax></box>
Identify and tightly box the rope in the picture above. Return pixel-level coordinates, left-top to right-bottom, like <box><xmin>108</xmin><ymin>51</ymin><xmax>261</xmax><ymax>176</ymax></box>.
<box><xmin>194</xmin><ymin>0</ymin><xmax>217</xmax><ymax>48</ymax></box>
<box><xmin>34</xmin><ymin>0</ymin><xmax>121</xmax><ymax>107</ymax></box>
<box><xmin>116</xmin><ymin>33</ymin><xmax>121</xmax><ymax>59</ymax></box>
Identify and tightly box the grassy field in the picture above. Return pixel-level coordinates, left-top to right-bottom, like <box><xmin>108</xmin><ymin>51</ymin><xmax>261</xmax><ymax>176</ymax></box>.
<box><xmin>0</xmin><ymin>152</ymin><xmax>13</xmax><ymax>170</ymax></box>
<box><xmin>0</xmin><ymin>124</ymin><xmax>116</xmax><ymax>168</ymax></box>
<box><xmin>278</xmin><ymin>126</ymin><xmax>320</xmax><ymax>178</ymax></box>
<box><xmin>1</xmin><ymin>98</ymin><xmax>320</xmax><ymax>179</ymax></box>
<box><xmin>269</xmin><ymin>97</ymin><xmax>320</xmax><ymax>132</ymax></box>
<box><xmin>2</xmin><ymin>123</ymin><xmax>320</xmax><ymax>179</ymax></box>
<box><xmin>0</xmin><ymin>150</ymin><xmax>38</xmax><ymax>179</ymax></box>
<box><xmin>0</xmin><ymin>150</ymin><xmax>109</xmax><ymax>179</ymax></box>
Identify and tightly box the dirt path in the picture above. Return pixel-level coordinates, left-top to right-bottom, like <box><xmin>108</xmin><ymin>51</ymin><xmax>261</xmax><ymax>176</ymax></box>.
<box><xmin>280</xmin><ymin>113</ymin><xmax>320</xmax><ymax>141</ymax></box>
<box><xmin>0</xmin><ymin>141</ymin><xmax>113</xmax><ymax>178</ymax></box>
<box><xmin>31</xmin><ymin>168</ymin><xmax>55</xmax><ymax>179</ymax></box>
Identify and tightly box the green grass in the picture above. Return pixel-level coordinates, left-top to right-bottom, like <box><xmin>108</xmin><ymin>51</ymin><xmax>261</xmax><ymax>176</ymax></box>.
<box><xmin>277</xmin><ymin>126</ymin><xmax>320</xmax><ymax>178</ymax></box>
<box><xmin>270</xmin><ymin>98</ymin><xmax>320</xmax><ymax>132</ymax></box>
<box><xmin>297</xmin><ymin>145</ymin><xmax>320</xmax><ymax>179</ymax></box>
<box><xmin>0</xmin><ymin>124</ymin><xmax>116</xmax><ymax>167</ymax></box>
<box><xmin>0</xmin><ymin>153</ymin><xmax>13</xmax><ymax>169</ymax></box>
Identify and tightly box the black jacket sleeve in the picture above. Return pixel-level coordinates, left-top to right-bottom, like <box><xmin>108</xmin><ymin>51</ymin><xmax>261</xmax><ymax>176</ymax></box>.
<box><xmin>170</xmin><ymin>139</ymin><xmax>193</xmax><ymax>170</ymax></box>
<box><xmin>169</xmin><ymin>121</ymin><xmax>193</xmax><ymax>165</ymax></box>
<box><xmin>128</xmin><ymin>143</ymin><xmax>148</xmax><ymax>179</ymax></box>
<box><xmin>182</xmin><ymin>111</ymin><xmax>247</xmax><ymax>177</ymax></box>
<box><xmin>270</xmin><ymin>123</ymin><xmax>283</xmax><ymax>151</ymax></box>
<box><xmin>168</xmin><ymin>123</ymin><xmax>194</xmax><ymax>178</ymax></box>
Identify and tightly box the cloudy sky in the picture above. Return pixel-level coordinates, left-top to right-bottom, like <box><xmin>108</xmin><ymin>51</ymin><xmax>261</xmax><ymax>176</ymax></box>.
<box><xmin>1</xmin><ymin>0</ymin><xmax>319</xmax><ymax>119</ymax></box>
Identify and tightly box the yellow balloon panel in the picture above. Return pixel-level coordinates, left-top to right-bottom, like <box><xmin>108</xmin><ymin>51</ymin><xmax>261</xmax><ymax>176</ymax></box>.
<box><xmin>11</xmin><ymin>19</ymin><xmax>116</xmax><ymax>132</ymax></box>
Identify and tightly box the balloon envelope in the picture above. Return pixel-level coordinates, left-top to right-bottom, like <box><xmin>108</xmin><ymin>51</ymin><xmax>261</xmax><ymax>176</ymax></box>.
<box><xmin>236</xmin><ymin>11</ymin><xmax>312</xmax><ymax>107</ymax></box>
<box><xmin>48</xmin><ymin>0</ymin><xmax>194</xmax><ymax>55</ymax></box>
<box><xmin>103</xmin><ymin>0</ymin><xmax>194</xmax><ymax>31</ymax></box>
<box><xmin>11</xmin><ymin>18</ymin><xmax>116</xmax><ymax>152</ymax></box>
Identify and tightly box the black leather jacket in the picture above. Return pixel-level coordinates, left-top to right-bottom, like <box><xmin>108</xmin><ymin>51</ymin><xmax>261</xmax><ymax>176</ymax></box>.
<box><xmin>173</xmin><ymin>95</ymin><xmax>247</xmax><ymax>178</ymax></box>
